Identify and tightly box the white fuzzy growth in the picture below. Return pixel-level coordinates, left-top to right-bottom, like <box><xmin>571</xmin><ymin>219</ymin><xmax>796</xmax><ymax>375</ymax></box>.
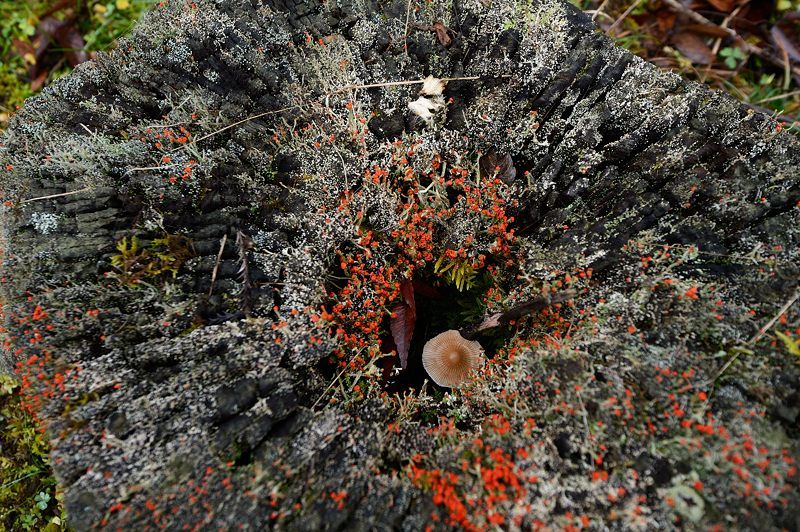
<box><xmin>408</xmin><ymin>96</ymin><xmax>444</xmax><ymax>121</ymax></box>
<box><xmin>419</xmin><ymin>76</ymin><xmax>446</xmax><ymax>97</ymax></box>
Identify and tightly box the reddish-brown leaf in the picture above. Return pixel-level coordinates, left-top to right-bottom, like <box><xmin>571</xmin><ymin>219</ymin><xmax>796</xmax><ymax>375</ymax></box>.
<box><xmin>655</xmin><ymin>10</ymin><xmax>677</xmax><ymax>33</ymax></box>
<box><xmin>671</xmin><ymin>31</ymin><xmax>715</xmax><ymax>65</ymax></box>
<box><xmin>705</xmin><ymin>0</ymin><xmax>734</xmax><ymax>13</ymax></box>
<box><xmin>36</xmin><ymin>16</ymin><xmax>89</xmax><ymax>68</ymax></box>
<box><xmin>390</xmin><ymin>280</ymin><xmax>416</xmax><ymax>369</ymax></box>
<box><xmin>432</xmin><ymin>21</ymin><xmax>453</xmax><ymax>48</ymax></box>
<box><xmin>411</xmin><ymin>279</ymin><xmax>442</xmax><ymax>299</ymax></box>
<box><xmin>681</xmin><ymin>23</ymin><xmax>734</xmax><ymax>38</ymax></box>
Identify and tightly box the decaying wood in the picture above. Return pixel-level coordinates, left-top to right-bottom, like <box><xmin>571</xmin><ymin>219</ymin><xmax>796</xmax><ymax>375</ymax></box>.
<box><xmin>0</xmin><ymin>0</ymin><xmax>798</xmax><ymax>529</ymax></box>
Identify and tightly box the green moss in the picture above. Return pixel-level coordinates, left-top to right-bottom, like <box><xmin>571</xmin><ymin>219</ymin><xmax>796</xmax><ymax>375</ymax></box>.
<box><xmin>109</xmin><ymin>233</ymin><xmax>193</xmax><ymax>286</ymax></box>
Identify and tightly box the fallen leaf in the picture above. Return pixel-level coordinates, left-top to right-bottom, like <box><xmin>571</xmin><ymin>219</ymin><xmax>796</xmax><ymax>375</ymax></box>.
<box><xmin>655</xmin><ymin>10</ymin><xmax>677</xmax><ymax>33</ymax></box>
<box><xmin>771</xmin><ymin>14</ymin><xmax>800</xmax><ymax>63</ymax></box>
<box><xmin>432</xmin><ymin>21</ymin><xmax>453</xmax><ymax>47</ymax></box>
<box><xmin>390</xmin><ymin>280</ymin><xmax>416</xmax><ymax>369</ymax></box>
<box><xmin>705</xmin><ymin>0</ymin><xmax>734</xmax><ymax>13</ymax></box>
<box><xmin>681</xmin><ymin>23</ymin><xmax>734</xmax><ymax>38</ymax></box>
<box><xmin>671</xmin><ymin>31</ymin><xmax>715</xmax><ymax>65</ymax></box>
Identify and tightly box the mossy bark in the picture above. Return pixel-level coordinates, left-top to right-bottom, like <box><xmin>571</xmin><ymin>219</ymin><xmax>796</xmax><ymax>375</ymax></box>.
<box><xmin>1</xmin><ymin>0</ymin><xmax>798</xmax><ymax>529</ymax></box>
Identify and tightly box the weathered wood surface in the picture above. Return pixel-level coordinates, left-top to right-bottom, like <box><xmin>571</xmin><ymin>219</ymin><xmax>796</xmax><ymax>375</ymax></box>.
<box><xmin>1</xmin><ymin>0</ymin><xmax>798</xmax><ymax>529</ymax></box>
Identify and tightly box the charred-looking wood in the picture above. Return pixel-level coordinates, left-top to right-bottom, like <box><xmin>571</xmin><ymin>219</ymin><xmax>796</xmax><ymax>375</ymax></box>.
<box><xmin>235</xmin><ymin>229</ymin><xmax>255</xmax><ymax>317</ymax></box>
<box><xmin>0</xmin><ymin>0</ymin><xmax>798</xmax><ymax>529</ymax></box>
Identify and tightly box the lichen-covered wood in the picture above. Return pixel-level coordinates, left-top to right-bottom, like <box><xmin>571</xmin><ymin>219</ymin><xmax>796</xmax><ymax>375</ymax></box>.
<box><xmin>1</xmin><ymin>0</ymin><xmax>799</xmax><ymax>529</ymax></box>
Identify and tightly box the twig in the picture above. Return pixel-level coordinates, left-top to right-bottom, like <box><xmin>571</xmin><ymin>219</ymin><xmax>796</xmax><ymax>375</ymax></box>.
<box><xmin>713</xmin><ymin>289</ymin><xmax>800</xmax><ymax>383</ymax></box>
<box><xmin>404</xmin><ymin>0</ymin><xmax>413</xmax><ymax>56</ymax></box>
<box><xmin>606</xmin><ymin>0</ymin><xmax>644</xmax><ymax>36</ymax></box>
<box><xmin>757</xmin><ymin>89</ymin><xmax>800</xmax><ymax>104</ymax></box>
<box><xmin>313</xmin><ymin>363</ymin><xmax>350</xmax><ymax>409</ymax></box>
<box><xmin>208</xmin><ymin>233</ymin><xmax>227</xmax><ymax>297</ymax></box>
<box><xmin>124</xmin><ymin>163</ymin><xmax>181</xmax><ymax>174</ymax></box>
<box><xmin>21</xmin><ymin>187</ymin><xmax>91</xmax><ymax>204</ymax></box>
<box><xmin>460</xmin><ymin>289</ymin><xmax>576</xmax><ymax>340</ymax></box>
<box><xmin>80</xmin><ymin>123</ymin><xmax>97</xmax><ymax>136</ymax></box>
<box><xmin>333</xmin><ymin>75</ymin><xmax>484</xmax><ymax>94</ymax></box>
<box><xmin>591</xmin><ymin>0</ymin><xmax>611</xmax><ymax>21</ymax></box>
<box><xmin>662</xmin><ymin>0</ymin><xmax>734</xmax><ymax>37</ymax></box>
<box><xmin>189</xmin><ymin>105</ymin><xmax>303</xmax><ymax>146</ymax></box>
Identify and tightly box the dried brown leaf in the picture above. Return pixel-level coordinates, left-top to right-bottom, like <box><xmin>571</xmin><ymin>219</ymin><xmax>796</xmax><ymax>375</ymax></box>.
<box><xmin>681</xmin><ymin>23</ymin><xmax>734</xmax><ymax>38</ymax></box>
<box><xmin>432</xmin><ymin>21</ymin><xmax>453</xmax><ymax>47</ymax></box>
<box><xmin>671</xmin><ymin>31</ymin><xmax>715</xmax><ymax>65</ymax></box>
<box><xmin>705</xmin><ymin>0</ymin><xmax>734</xmax><ymax>13</ymax></box>
<box><xmin>771</xmin><ymin>15</ymin><xmax>800</xmax><ymax>63</ymax></box>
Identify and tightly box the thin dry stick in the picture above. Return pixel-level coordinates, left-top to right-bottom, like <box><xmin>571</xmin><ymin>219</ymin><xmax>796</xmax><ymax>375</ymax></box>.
<box><xmin>312</xmin><ymin>363</ymin><xmax>350</xmax><ymax>409</ymax></box>
<box><xmin>125</xmin><ymin>163</ymin><xmax>181</xmax><ymax>173</ymax></box>
<box><xmin>208</xmin><ymin>233</ymin><xmax>227</xmax><ymax>297</ymax></box>
<box><xmin>662</xmin><ymin>0</ymin><xmax>734</xmax><ymax>36</ymax></box>
<box><xmin>606</xmin><ymin>0</ymin><xmax>644</xmax><ymax>37</ymax></box>
<box><xmin>404</xmin><ymin>0</ymin><xmax>413</xmax><ymax>56</ymax></box>
<box><xmin>591</xmin><ymin>0</ymin><xmax>611</xmax><ymax>21</ymax></box>
<box><xmin>714</xmin><ymin>289</ymin><xmax>800</xmax><ymax>382</ymax></box>
<box><xmin>189</xmin><ymin>104</ymin><xmax>303</xmax><ymax>145</ymax></box>
<box><xmin>711</xmin><ymin>3</ymin><xmax>744</xmax><ymax>56</ymax></box>
<box><xmin>333</xmin><ymin>75</ymin><xmax>483</xmax><ymax>94</ymax></box>
<box><xmin>757</xmin><ymin>89</ymin><xmax>800</xmax><ymax>104</ymax></box>
<box><xmin>706</xmin><ymin>3</ymin><xmax>745</xmax><ymax>83</ymax></box>
<box><xmin>21</xmin><ymin>187</ymin><xmax>91</xmax><ymax>204</ymax></box>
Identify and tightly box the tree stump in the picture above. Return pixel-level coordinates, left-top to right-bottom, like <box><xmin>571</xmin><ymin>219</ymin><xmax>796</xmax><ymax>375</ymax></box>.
<box><xmin>1</xmin><ymin>0</ymin><xmax>798</xmax><ymax>529</ymax></box>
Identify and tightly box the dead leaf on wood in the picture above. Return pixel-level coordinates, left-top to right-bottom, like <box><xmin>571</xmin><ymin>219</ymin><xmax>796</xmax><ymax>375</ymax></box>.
<box><xmin>432</xmin><ymin>21</ymin><xmax>453</xmax><ymax>47</ymax></box>
<box><xmin>671</xmin><ymin>31</ymin><xmax>715</xmax><ymax>64</ymax></box>
<box><xmin>479</xmin><ymin>151</ymin><xmax>516</xmax><ymax>183</ymax></box>
<box><xmin>390</xmin><ymin>280</ymin><xmax>416</xmax><ymax>369</ymax></box>
<box><xmin>419</xmin><ymin>76</ymin><xmax>446</xmax><ymax>97</ymax></box>
<box><xmin>408</xmin><ymin>96</ymin><xmax>444</xmax><ymax>121</ymax></box>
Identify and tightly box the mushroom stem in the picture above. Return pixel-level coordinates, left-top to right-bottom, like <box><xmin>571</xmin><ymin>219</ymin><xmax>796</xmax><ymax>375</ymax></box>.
<box><xmin>459</xmin><ymin>290</ymin><xmax>576</xmax><ymax>340</ymax></box>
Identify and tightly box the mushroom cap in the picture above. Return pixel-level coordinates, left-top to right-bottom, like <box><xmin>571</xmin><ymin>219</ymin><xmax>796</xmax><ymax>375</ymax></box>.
<box><xmin>422</xmin><ymin>330</ymin><xmax>484</xmax><ymax>387</ymax></box>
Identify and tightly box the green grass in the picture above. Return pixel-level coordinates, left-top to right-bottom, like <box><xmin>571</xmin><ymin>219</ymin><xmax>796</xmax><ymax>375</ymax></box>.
<box><xmin>0</xmin><ymin>375</ymin><xmax>68</xmax><ymax>531</ymax></box>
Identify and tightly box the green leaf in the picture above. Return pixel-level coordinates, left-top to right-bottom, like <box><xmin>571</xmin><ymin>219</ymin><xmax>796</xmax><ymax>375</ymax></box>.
<box><xmin>34</xmin><ymin>491</ymin><xmax>50</xmax><ymax>510</ymax></box>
